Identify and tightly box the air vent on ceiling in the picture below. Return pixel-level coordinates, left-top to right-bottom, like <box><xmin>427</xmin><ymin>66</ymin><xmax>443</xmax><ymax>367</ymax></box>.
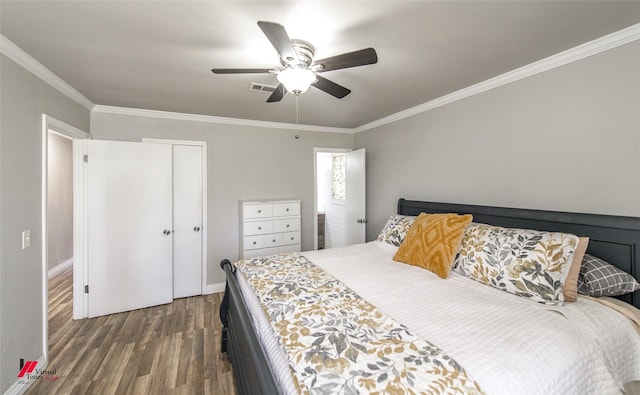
<box><xmin>249</xmin><ymin>83</ymin><xmax>277</xmax><ymax>93</ymax></box>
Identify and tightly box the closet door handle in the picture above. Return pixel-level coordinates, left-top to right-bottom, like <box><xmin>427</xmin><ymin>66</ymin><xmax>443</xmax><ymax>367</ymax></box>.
<box><xmin>163</xmin><ymin>229</ymin><xmax>172</xmax><ymax>235</ymax></box>
<box><xmin>193</xmin><ymin>226</ymin><xmax>201</xmax><ymax>232</ymax></box>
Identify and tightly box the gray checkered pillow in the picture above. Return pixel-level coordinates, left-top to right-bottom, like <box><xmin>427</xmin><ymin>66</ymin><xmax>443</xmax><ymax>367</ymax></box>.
<box><xmin>577</xmin><ymin>254</ymin><xmax>640</xmax><ymax>297</ymax></box>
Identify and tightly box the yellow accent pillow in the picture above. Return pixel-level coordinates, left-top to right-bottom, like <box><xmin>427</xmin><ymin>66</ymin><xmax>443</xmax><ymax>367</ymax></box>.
<box><xmin>393</xmin><ymin>213</ymin><xmax>473</xmax><ymax>278</ymax></box>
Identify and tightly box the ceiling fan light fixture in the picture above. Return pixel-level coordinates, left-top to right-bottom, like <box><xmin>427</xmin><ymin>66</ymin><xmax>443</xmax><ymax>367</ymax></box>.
<box><xmin>211</xmin><ymin>21</ymin><xmax>377</xmax><ymax>102</ymax></box>
<box><xmin>277</xmin><ymin>68</ymin><xmax>316</xmax><ymax>95</ymax></box>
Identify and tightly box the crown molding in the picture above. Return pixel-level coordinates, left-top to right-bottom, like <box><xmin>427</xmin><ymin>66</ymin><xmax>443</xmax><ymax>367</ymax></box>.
<box><xmin>353</xmin><ymin>23</ymin><xmax>640</xmax><ymax>133</ymax></box>
<box><xmin>3</xmin><ymin>21</ymin><xmax>638</xmax><ymax>134</ymax></box>
<box><xmin>0</xmin><ymin>34</ymin><xmax>95</xmax><ymax>110</ymax></box>
<box><xmin>92</xmin><ymin>105</ymin><xmax>354</xmax><ymax>134</ymax></box>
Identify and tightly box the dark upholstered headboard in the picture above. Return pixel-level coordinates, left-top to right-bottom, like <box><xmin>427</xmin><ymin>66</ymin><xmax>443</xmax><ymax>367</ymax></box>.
<box><xmin>397</xmin><ymin>198</ymin><xmax>640</xmax><ymax>308</ymax></box>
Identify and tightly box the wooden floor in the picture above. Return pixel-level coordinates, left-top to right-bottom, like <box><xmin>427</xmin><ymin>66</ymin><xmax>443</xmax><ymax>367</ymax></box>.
<box><xmin>26</xmin><ymin>265</ymin><xmax>236</xmax><ymax>394</ymax></box>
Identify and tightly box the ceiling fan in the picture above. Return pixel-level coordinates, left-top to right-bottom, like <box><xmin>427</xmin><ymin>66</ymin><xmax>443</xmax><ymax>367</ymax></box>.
<box><xmin>211</xmin><ymin>21</ymin><xmax>378</xmax><ymax>103</ymax></box>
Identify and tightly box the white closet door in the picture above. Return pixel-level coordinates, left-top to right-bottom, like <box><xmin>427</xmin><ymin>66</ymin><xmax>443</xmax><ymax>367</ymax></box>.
<box><xmin>173</xmin><ymin>145</ymin><xmax>203</xmax><ymax>298</ymax></box>
<box><xmin>345</xmin><ymin>148</ymin><xmax>366</xmax><ymax>246</ymax></box>
<box><xmin>86</xmin><ymin>140</ymin><xmax>173</xmax><ymax>318</ymax></box>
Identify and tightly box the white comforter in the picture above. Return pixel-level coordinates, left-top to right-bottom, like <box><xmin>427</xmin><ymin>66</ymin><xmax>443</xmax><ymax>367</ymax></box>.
<box><xmin>237</xmin><ymin>241</ymin><xmax>640</xmax><ymax>395</ymax></box>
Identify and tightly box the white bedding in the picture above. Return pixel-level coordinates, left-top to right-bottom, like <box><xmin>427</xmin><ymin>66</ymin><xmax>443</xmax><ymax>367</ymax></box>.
<box><xmin>237</xmin><ymin>241</ymin><xmax>640</xmax><ymax>394</ymax></box>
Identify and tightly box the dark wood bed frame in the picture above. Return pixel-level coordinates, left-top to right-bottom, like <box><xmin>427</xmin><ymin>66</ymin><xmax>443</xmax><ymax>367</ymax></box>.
<box><xmin>219</xmin><ymin>198</ymin><xmax>640</xmax><ymax>395</ymax></box>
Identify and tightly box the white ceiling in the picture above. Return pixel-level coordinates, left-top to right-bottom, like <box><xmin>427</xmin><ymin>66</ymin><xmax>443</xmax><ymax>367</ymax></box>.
<box><xmin>1</xmin><ymin>1</ymin><xmax>639</xmax><ymax>129</ymax></box>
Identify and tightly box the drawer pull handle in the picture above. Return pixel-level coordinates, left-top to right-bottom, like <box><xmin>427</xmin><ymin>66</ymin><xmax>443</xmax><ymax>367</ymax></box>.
<box><xmin>291</xmin><ymin>237</ymin><xmax>294</xmax><ymax>240</ymax></box>
<box><xmin>286</xmin><ymin>224</ymin><xmax>290</xmax><ymax>228</ymax></box>
<box><xmin>258</xmin><ymin>226</ymin><xmax>262</xmax><ymax>230</ymax></box>
<box><xmin>252</xmin><ymin>241</ymin><xmax>257</xmax><ymax>245</ymax></box>
<box><xmin>272</xmin><ymin>239</ymin><xmax>276</xmax><ymax>243</ymax></box>
<box><xmin>286</xmin><ymin>208</ymin><xmax>290</xmax><ymax>212</ymax></box>
<box><xmin>257</xmin><ymin>209</ymin><xmax>262</xmax><ymax>213</ymax></box>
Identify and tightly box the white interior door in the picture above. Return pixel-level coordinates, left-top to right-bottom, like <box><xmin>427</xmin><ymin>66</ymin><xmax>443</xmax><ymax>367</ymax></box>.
<box><xmin>345</xmin><ymin>148</ymin><xmax>366</xmax><ymax>245</ymax></box>
<box><xmin>86</xmin><ymin>140</ymin><xmax>173</xmax><ymax>318</ymax></box>
<box><xmin>173</xmin><ymin>144</ymin><xmax>203</xmax><ymax>298</ymax></box>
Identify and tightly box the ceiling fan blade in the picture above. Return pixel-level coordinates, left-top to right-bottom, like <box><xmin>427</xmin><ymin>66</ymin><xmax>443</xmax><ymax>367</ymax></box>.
<box><xmin>266</xmin><ymin>84</ymin><xmax>286</xmax><ymax>103</ymax></box>
<box><xmin>312</xmin><ymin>75</ymin><xmax>351</xmax><ymax>99</ymax></box>
<box><xmin>312</xmin><ymin>48</ymin><xmax>378</xmax><ymax>72</ymax></box>
<box><xmin>211</xmin><ymin>68</ymin><xmax>273</xmax><ymax>74</ymax></box>
<box><xmin>257</xmin><ymin>21</ymin><xmax>299</xmax><ymax>64</ymax></box>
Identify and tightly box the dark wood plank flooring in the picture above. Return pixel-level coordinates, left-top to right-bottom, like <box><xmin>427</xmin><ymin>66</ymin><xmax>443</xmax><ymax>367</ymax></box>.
<box><xmin>26</xmin><ymin>265</ymin><xmax>236</xmax><ymax>394</ymax></box>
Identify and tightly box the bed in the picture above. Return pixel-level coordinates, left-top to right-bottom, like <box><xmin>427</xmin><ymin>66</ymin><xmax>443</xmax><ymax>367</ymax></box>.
<box><xmin>219</xmin><ymin>198</ymin><xmax>640</xmax><ymax>394</ymax></box>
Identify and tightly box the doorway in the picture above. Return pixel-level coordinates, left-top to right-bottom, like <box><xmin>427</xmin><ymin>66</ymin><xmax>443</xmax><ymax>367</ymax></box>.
<box><xmin>41</xmin><ymin>115</ymin><xmax>90</xmax><ymax>361</ymax></box>
<box><xmin>46</xmin><ymin>130</ymin><xmax>74</xmax><ymax>347</ymax></box>
<box><xmin>313</xmin><ymin>148</ymin><xmax>366</xmax><ymax>250</ymax></box>
<box><xmin>47</xmin><ymin>131</ymin><xmax>73</xmax><ymax>277</ymax></box>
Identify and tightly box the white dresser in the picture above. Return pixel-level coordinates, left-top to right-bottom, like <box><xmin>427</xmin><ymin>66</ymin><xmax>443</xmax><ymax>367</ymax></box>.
<box><xmin>241</xmin><ymin>199</ymin><xmax>301</xmax><ymax>259</ymax></box>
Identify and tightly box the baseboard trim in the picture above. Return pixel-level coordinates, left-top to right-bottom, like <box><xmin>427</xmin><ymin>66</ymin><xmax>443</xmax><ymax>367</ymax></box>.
<box><xmin>204</xmin><ymin>282</ymin><xmax>226</xmax><ymax>295</ymax></box>
<box><xmin>3</xmin><ymin>355</ymin><xmax>47</xmax><ymax>395</ymax></box>
<box><xmin>47</xmin><ymin>258</ymin><xmax>73</xmax><ymax>278</ymax></box>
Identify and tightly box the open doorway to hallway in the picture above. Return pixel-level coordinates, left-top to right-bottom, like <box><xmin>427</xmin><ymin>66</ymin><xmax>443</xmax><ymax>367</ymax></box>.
<box><xmin>41</xmin><ymin>115</ymin><xmax>90</xmax><ymax>362</ymax></box>
<box><xmin>47</xmin><ymin>132</ymin><xmax>74</xmax><ymax>274</ymax></box>
<box><xmin>46</xmin><ymin>130</ymin><xmax>74</xmax><ymax>348</ymax></box>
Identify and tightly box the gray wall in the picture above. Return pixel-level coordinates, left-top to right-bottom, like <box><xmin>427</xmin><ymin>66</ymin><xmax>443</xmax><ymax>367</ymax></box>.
<box><xmin>90</xmin><ymin>112</ymin><xmax>354</xmax><ymax>286</ymax></box>
<box><xmin>3</xmin><ymin>31</ymin><xmax>637</xmax><ymax>393</ymax></box>
<box><xmin>355</xmin><ymin>41</ymin><xmax>640</xmax><ymax>241</ymax></box>
<box><xmin>47</xmin><ymin>132</ymin><xmax>73</xmax><ymax>270</ymax></box>
<box><xmin>0</xmin><ymin>54</ymin><xmax>90</xmax><ymax>392</ymax></box>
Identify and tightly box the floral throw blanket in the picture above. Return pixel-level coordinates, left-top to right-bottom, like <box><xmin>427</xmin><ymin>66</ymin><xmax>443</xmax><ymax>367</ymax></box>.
<box><xmin>235</xmin><ymin>253</ymin><xmax>483</xmax><ymax>395</ymax></box>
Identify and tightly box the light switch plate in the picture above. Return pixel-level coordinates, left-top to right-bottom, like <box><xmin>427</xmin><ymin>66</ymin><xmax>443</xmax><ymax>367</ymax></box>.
<box><xmin>22</xmin><ymin>230</ymin><xmax>31</xmax><ymax>249</ymax></box>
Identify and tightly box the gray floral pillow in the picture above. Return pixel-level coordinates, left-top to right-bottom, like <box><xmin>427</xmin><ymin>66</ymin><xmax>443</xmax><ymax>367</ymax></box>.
<box><xmin>377</xmin><ymin>214</ymin><xmax>416</xmax><ymax>246</ymax></box>
<box><xmin>454</xmin><ymin>223</ymin><xmax>579</xmax><ymax>305</ymax></box>
<box><xmin>578</xmin><ymin>254</ymin><xmax>640</xmax><ymax>297</ymax></box>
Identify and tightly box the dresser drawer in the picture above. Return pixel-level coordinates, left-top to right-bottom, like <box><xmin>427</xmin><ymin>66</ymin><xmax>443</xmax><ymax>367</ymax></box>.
<box><xmin>281</xmin><ymin>231</ymin><xmax>301</xmax><ymax>246</ymax></box>
<box><xmin>243</xmin><ymin>204</ymin><xmax>273</xmax><ymax>219</ymax></box>
<box><xmin>242</xmin><ymin>244</ymin><xmax>301</xmax><ymax>259</ymax></box>
<box><xmin>263</xmin><ymin>233</ymin><xmax>282</xmax><ymax>248</ymax></box>
<box><xmin>273</xmin><ymin>202</ymin><xmax>300</xmax><ymax>217</ymax></box>
<box><xmin>243</xmin><ymin>220</ymin><xmax>273</xmax><ymax>236</ymax></box>
<box><xmin>273</xmin><ymin>218</ymin><xmax>300</xmax><ymax>232</ymax></box>
<box><xmin>244</xmin><ymin>235</ymin><xmax>264</xmax><ymax>250</ymax></box>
